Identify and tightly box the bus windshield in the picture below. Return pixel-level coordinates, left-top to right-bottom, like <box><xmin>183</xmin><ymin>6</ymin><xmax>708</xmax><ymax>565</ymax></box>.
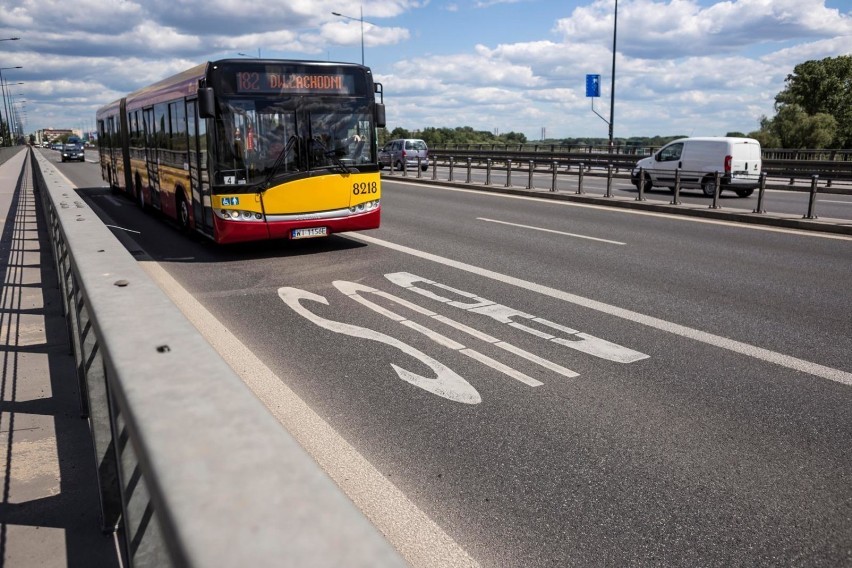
<box><xmin>213</xmin><ymin>96</ymin><xmax>373</xmax><ymax>189</ymax></box>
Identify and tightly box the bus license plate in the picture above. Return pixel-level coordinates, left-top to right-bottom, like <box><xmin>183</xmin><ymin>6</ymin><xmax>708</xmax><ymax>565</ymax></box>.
<box><xmin>292</xmin><ymin>227</ymin><xmax>328</xmax><ymax>239</ymax></box>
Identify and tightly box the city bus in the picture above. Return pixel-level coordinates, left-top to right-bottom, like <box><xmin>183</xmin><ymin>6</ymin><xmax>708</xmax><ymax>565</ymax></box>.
<box><xmin>96</xmin><ymin>59</ymin><xmax>385</xmax><ymax>244</ymax></box>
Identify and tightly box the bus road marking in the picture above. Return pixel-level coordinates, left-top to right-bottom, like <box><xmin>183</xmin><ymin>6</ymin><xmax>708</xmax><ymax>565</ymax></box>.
<box><xmin>477</xmin><ymin>217</ymin><xmax>626</xmax><ymax>245</ymax></box>
<box><xmin>335</xmin><ymin>280</ymin><xmax>547</xmax><ymax>387</ymax></box>
<box><xmin>337</xmin><ymin>280</ymin><xmax>583</xmax><ymax>378</ymax></box>
<box><xmin>385</xmin><ymin>272</ymin><xmax>648</xmax><ymax>364</ymax></box>
<box><xmin>345</xmin><ymin>233</ymin><xmax>852</xmax><ymax>387</ymax></box>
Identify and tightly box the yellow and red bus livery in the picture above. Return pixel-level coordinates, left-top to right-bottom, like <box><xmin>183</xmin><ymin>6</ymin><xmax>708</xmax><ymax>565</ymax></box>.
<box><xmin>96</xmin><ymin>59</ymin><xmax>385</xmax><ymax>244</ymax></box>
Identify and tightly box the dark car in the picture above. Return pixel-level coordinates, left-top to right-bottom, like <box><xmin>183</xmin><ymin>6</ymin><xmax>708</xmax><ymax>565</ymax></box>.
<box><xmin>61</xmin><ymin>143</ymin><xmax>85</xmax><ymax>162</ymax></box>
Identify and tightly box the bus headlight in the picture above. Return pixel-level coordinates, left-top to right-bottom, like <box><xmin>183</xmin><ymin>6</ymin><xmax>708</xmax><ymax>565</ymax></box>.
<box><xmin>350</xmin><ymin>200</ymin><xmax>379</xmax><ymax>214</ymax></box>
<box><xmin>215</xmin><ymin>209</ymin><xmax>264</xmax><ymax>222</ymax></box>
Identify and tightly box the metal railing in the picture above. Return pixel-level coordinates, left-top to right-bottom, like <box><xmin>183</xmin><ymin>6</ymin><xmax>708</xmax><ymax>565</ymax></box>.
<box><xmin>427</xmin><ymin>146</ymin><xmax>852</xmax><ymax>182</ymax></box>
<box><xmin>30</xmin><ymin>148</ymin><xmax>405</xmax><ymax>567</ymax></box>
<box><xmin>382</xmin><ymin>157</ymin><xmax>849</xmax><ymax>230</ymax></box>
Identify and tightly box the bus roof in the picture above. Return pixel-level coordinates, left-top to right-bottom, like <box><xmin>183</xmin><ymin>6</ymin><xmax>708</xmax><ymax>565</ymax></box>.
<box><xmin>96</xmin><ymin>59</ymin><xmax>371</xmax><ymax>119</ymax></box>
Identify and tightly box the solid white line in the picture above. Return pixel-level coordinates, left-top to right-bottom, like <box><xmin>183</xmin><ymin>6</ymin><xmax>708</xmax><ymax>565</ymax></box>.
<box><xmin>820</xmin><ymin>199</ymin><xmax>852</xmax><ymax>205</ymax></box>
<box><xmin>105</xmin><ymin>224</ymin><xmax>141</xmax><ymax>234</ymax></box>
<box><xmin>344</xmin><ymin>233</ymin><xmax>852</xmax><ymax>387</ymax></box>
<box><xmin>139</xmin><ymin>261</ymin><xmax>479</xmax><ymax>568</ymax></box>
<box><xmin>390</xmin><ymin>181</ymin><xmax>852</xmax><ymax>241</ymax></box>
<box><xmin>477</xmin><ymin>217</ymin><xmax>626</xmax><ymax>245</ymax></box>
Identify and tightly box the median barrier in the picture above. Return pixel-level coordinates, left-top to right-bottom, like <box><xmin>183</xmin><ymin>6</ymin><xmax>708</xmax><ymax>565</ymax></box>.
<box><xmin>30</xmin><ymin>148</ymin><xmax>405</xmax><ymax>567</ymax></box>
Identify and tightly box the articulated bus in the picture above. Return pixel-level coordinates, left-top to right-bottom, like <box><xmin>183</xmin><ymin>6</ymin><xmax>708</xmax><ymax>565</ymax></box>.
<box><xmin>96</xmin><ymin>59</ymin><xmax>385</xmax><ymax>244</ymax></box>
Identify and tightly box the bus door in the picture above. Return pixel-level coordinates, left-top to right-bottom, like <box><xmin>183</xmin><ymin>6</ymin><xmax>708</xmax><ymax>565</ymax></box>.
<box><xmin>186</xmin><ymin>100</ymin><xmax>214</xmax><ymax>236</ymax></box>
<box><xmin>143</xmin><ymin>107</ymin><xmax>162</xmax><ymax>209</ymax></box>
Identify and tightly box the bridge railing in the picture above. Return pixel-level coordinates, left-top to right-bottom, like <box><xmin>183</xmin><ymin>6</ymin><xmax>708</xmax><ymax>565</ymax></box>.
<box><xmin>425</xmin><ymin>147</ymin><xmax>852</xmax><ymax>185</ymax></box>
<box><xmin>30</xmin><ymin>148</ymin><xmax>405</xmax><ymax>567</ymax></box>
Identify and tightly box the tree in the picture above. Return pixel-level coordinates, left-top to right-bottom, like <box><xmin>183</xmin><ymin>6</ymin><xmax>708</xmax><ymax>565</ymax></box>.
<box><xmin>756</xmin><ymin>105</ymin><xmax>837</xmax><ymax>148</ymax></box>
<box><xmin>774</xmin><ymin>55</ymin><xmax>852</xmax><ymax>148</ymax></box>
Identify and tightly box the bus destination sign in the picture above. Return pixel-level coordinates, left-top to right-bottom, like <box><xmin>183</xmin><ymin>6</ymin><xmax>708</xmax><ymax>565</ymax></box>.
<box><xmin>236</xmin><ymin>71</ymin><xmax>356</xmax><ymax>95</ymax></box>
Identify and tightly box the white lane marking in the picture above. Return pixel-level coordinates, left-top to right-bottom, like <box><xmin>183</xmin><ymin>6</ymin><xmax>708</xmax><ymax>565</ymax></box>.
<box><xmin>139</xmin><ymin>261</ymin><xmax>480</xmax><ymax>567</ymax></box>
<box><xmin>389</xmin><ymin>181</ymin><xmax>852</xmax><ymax>241</ymax></box>
<box><xmin>278</xmin><ymin>287</ymin><xmax>481</xmax><ymax>405</ymax></box>
<box><xmin>386</xmin><ymin>272</ymin><xmax>648</xmax><ymax>364</ymax></box>
<box><xmin>347</xmin><ymin>234</ymin><xmax>852</xmax><ymax>387</ymax></box>
<box><xmin>334</xmin><ymin>281</ymin><xmax>545</xmax><ymax>388</ymax></box>
<box><xmin>105</xmin><ymin>224</ymin><xmax>141</xmax><ymax>234</ymax></box>
<box><xmin>477</xmin><ymin>217</ymin><xmax>626</xmax><ymax>245</ymax></box>
<box><xmin>820</xmin><ymin>199</ymin><xmax>852</xmax><ymax>205</ymax></box>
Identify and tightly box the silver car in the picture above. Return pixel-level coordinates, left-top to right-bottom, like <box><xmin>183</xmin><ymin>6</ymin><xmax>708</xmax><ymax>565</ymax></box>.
<box><xmin>379</xmin><ymin>138</ymin><xmax>429</xmax><ymax>171</ymax></box>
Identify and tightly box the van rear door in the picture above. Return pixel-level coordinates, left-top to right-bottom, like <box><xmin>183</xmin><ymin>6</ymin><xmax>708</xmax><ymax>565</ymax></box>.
<box><xmin>730</xmin><ymin>139</ymin><xmax>761</xmax><ymax>182</ymax></box>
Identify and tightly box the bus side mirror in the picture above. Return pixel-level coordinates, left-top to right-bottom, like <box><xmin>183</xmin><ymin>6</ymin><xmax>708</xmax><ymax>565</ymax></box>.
<box><xmin>375</xmin><ymin>103</ymin><xmax>386</xmax><ymax>129</ymax></box>
<box><xmin>198</xmin><ymin>88</ymin><xmax>216</xmax><ymax>119</ymax></box>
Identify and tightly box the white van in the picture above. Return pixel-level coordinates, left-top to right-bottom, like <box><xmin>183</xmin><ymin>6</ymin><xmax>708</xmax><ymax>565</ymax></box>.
<box><xmin>631</xmin><ymin>137</ymin><xmax>762</xmax><ymax>197</ymax></box>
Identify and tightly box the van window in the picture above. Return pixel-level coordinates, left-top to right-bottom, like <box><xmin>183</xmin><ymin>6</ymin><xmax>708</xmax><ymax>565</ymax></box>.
<box><xmin>658</xmin><ymin>143</ymin><xmax>683</xmax><ymax>162</ymax></box>
<box><xmin>405</xmin><ymin>140</ymin><xmax>427</xmax><ymax>150</ymax></box>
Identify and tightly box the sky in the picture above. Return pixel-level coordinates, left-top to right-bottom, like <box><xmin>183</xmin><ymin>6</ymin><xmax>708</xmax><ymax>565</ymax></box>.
<box><xmin>1</xmin><ymin>0</ymin><xmax>850</xmax><ymax>142</ymax></box>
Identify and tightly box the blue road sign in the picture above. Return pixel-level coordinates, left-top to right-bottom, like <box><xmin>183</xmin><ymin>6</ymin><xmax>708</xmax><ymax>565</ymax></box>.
<box><xmin>586</xmin><ymin>74</ymin><xmax>601</xmax><ymax>98</ymax></box>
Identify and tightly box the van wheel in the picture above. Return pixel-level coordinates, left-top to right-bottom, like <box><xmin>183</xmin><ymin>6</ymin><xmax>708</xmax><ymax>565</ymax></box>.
<box><xmin>395</xmin><ymin>160</ymin><xmax>403</xmax><ymax>171</ymax></box>
<box><xmin>642</xmin><ymin>173</ymin><xmax>653</xmax><ymax>193</ymax></box>
<box><xmin>421</xmin><ymin>164</ymin><xmax>428</xmax><ymax>172</ymax></box>
<box><xmin>702</xmin><ymin>177</ymin><xmax>717</xmax><ymax>197</ymax></box>
<box><xmin>735</xmin><ymin>188</ymin><xmax>754</xmax><ymax>198</ymax></box>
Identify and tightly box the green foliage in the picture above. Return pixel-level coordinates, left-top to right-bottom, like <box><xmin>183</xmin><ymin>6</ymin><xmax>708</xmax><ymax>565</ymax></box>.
<box><xmin>754</xmin><ymin>55</ymin><xmax>852</xmax><ymax>148</ymax></box>
<box><xmin>754</xmin><ymin>105</ymin><xmax>837</xmax><ymax>149</ymax></box>
<box><xmin>378</xmin><ymin>125</ymin><xmax>527</xmax><ymax>147</ymax></box>
<box><xmin>726</xmin><ymin>131</ymin><xmax>747</xmax><ymax>138</ymax></box>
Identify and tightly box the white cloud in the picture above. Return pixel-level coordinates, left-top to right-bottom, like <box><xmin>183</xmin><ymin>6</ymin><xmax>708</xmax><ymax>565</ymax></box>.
<box><xmin>5</xmin><ymin>0</ymin><xmax>851</xmax><ymax>140</ymax></box>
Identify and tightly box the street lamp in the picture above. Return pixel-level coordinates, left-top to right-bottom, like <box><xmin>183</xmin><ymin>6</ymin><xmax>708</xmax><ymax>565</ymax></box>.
<box><xmin>332</xmin><ymin>6</ymin><xmax>376</xmax><ymax>65</ymax></box>
<box><xmin>0</xmin><ymin>37</ymin><xmax>20</xmax><ymax>42</ymax></box>
<box><xmin>608</xmin><ymin>0</ymin><xmax>618</xmax><ymax>151</ymax></box>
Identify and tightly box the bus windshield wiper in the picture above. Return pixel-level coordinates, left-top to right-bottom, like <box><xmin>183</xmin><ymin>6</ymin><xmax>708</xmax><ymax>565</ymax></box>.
<box><xmin>311</xmin><ymin>136</ymin><xmax>356</xmax><ymax>175</ymax></box>
<box><xmin>262</xmin><ymin>135</ymin><xmax>301</xmax><ymax>190</ymax></box>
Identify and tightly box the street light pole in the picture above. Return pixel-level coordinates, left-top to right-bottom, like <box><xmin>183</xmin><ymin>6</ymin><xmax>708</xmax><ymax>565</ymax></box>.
<box><xmin>608</xmin><ymin>0</ymin><xmax>618</xmax><ymax>151</ymax></box>
<box><xmin>332</xmin><ymin>6</ymin><xmax>374</xmax><ymax>66</ymax></box>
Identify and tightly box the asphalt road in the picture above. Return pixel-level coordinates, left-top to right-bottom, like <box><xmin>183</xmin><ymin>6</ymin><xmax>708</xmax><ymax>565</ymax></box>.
<box><xmin>387</xmin><ymin>163</ymin><xmax>852</xmax><ymax>222</ymax></box>
<box><xmin>52</xmin><ymin>149</ymin><xmax>852</xmax><ymax>567</ymax></box>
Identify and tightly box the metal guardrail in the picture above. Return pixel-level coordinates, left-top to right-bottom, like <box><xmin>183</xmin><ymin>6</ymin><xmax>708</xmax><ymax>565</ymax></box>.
<box><xmin>384</xmin><ymin>156</ymin><xmax>850</xmax><ymax>230</ymax></box>
<box><xmin>428</xmin><ymin>146</ymin><xmax>852</xmax><ymax>183</ymax></box>
<box><xmin>29</xmin><ymin>148</ymin><xmax>405</xmax><ymax>567</ymax></box>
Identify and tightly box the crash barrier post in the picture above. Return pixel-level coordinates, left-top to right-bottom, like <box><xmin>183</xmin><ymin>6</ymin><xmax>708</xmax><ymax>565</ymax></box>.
<box><xmin>551</xmin><ymin>161</ymin><xmax>558</xmax><ymax>192</ymax></box>
<box><xmin>710</xmin><ymin>171</ymin><xmax>722</xmax><ymax>209</ymax></box>
<box><xmin>753</xmin><ymin>173</ymin><xmax>767</xmax><ymax>214</ymax></box>
<box><xmin>805</xmin><ymin>175</ymin><xmax>819</xmax><ymax>219</ymax></box>
<box><xmin>670</xmin><ymin>168</ymin><xmax>682</xmax><ymax>205</ymax></box>
<box><xmin>527</xmin><ymin>160</ymin><xmax>534</xmax><ymax>190</ymax></box>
